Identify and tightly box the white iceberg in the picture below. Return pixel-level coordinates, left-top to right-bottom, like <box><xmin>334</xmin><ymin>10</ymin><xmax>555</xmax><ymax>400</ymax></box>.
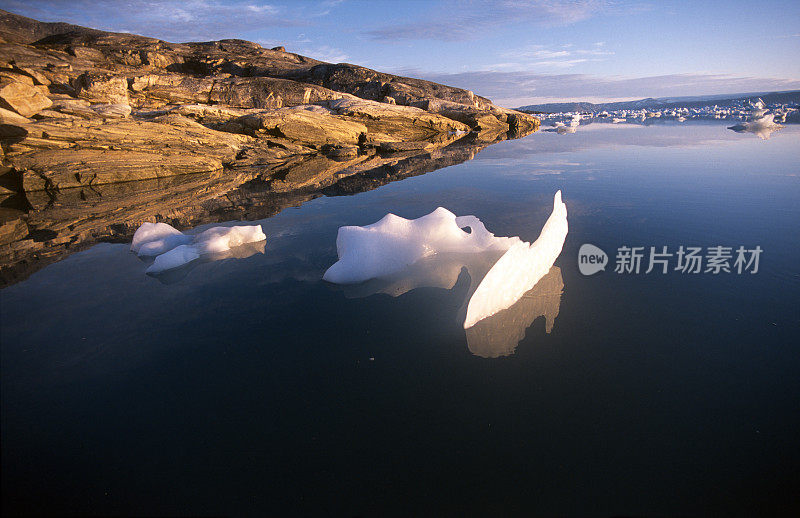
<box><xmin>130</xmin><ymin>222</ymin><xmax>191</xmax><ymax>256</ymax></box>
<box><xmin>324</xmin><ymin>191</ymin><xmax>568</xmax><ymax>329</ymax></box>
<box><xmin>728</xmin><ymin>113</ymin><xmax>784</xmax><ymax>140</ymax></box>
<box><xmin>322</xmin><ymin>207</ymin><xmax>520</xmax><ymax>284</ymax></box>
<box><xmin>148</xmin><ymin>244</ymin><xmax>200</xmax><ymax>273</ymax></box>
<box><xmin>131</xmin><ymin>222</ymin><xmax>267</xmax><ymax>274</ymax></box>
<box><xmin>464</xmin><ymin>191</ymin><xmax>567</xmax><ymax>328</ymax></box>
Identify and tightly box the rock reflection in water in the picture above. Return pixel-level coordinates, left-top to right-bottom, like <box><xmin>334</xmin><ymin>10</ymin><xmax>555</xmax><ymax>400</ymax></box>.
<box><xmin>0</xmin><ymin>135</ymin><xmax>507</xmax><ymax>288</ymax></box>
<box><xmin>466</xmin><ymin>266</ymin><xmax>563</xmax><ymax>358</ymax></box>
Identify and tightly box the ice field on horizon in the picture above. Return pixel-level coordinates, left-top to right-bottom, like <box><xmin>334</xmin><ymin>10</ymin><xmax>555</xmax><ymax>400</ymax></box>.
<box><xmin>536</xmin><ymin>96</ymin><xmax>795</xmax><ymax>139</ymax></box>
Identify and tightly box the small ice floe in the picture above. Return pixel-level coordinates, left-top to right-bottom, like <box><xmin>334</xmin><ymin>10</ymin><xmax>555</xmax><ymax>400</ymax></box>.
<box><xmin>131</xmin><ymin>222</ymin><xmax>266</xmax><ymax>275</ymax></box>
<box><xmin>546</xmin><ymin>122</ymin><xmax>578</xmax><ymax>134</ymax></box>
<box><xmin>728</xmin><ymin>113</ymin><xmax>785</xmax><ymax>140</ymax></box>
<box><xmin>324</xmin><ymin>191</ymin><xmax>568</xmax><ymax>330</ymax></box>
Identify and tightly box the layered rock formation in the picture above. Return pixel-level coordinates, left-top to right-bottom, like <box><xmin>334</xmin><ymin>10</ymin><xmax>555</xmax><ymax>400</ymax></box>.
<box><xmin>0</xmin><ymin>9</ymin><xmax>539</xmax><ymax>286</ymax></box>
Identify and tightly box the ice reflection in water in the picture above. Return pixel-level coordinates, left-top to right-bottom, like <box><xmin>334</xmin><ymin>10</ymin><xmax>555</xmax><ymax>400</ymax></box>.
<box><xmin>141</xmin><ymin>240</ymin><xmax>267</xmax><ymax>284</ymax></box>
<box><xmin>466</xmin><ymin>266</ymin><xmax>563</xmax><ymax>358</ymax></box>
<box><xmin>727</xmin><ymin>114</ymin><xmax>785</xmax><ymax>140</ymax></box>
<box><xmin>336</xmin><ymin>250</ymin><xmax>504</xmax><ymax>299</ymax></box>
<box><xmin>336</xmin><ymin>250</ymin><xmax>563</xmax><ymax>357</ymax></box>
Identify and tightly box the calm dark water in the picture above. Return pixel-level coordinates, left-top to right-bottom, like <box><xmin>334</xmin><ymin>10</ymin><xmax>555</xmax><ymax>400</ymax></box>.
<box><xmin>2</xmin><ymin>121</ymin><xmax>799</xmax><ymax>517</ymax></box>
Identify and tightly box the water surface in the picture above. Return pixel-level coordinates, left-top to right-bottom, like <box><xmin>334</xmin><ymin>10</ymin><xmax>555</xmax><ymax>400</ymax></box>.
<box><xmin>2</xmin><ymin>121</ymin><xmax>799</xmax><ymax>516</ymax></box>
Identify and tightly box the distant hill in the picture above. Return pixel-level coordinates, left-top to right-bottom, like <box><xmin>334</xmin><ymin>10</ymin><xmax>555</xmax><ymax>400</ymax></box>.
<box><xmin>517</xmin><ymin>90</ymin><xmax>800</xmax><ymax>113</ymax></box>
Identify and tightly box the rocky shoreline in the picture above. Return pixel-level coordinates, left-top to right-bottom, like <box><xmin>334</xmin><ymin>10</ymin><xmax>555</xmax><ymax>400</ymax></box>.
<box><xmin>0</xmin><ymin>10</ymin><xmax>539</xmax><ymax>287</ymax></box>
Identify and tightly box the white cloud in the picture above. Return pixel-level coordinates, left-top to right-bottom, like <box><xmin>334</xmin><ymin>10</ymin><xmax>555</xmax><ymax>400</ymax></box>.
<box><xmin>363</xmin><ymin>0</ymin><xmax>615</xmax><ymax>42</ymax></box>
<box><xmin>410</xmin><ymin>69</ymin><xmax>800</xmax><ymax>107</ymax></box>
<box><xmin>246</xmin><ymin>4</ymin><xmax>279</xmax><ymax>14</ymax></box>
<box><xmin>491</xmin><ymin>43</ymin><xmax>614</xmax><ymax>71</ymax></box>
<box><xmin>296</xmin><ymin>45</ymin><xmax>349</xmax><ymax>63</ymax></box>
<box><xmin>1</xmin><ymin>0</ymin><xmax>306</xmax><ymax>42</ymax></box>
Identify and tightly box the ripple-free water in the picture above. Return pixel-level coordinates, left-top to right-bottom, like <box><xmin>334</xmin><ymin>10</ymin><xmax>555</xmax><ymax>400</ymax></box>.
<box><xmin>2</xmin><ymin>121</ymin><xmax>799</xmax><ymax>516</ymax></box>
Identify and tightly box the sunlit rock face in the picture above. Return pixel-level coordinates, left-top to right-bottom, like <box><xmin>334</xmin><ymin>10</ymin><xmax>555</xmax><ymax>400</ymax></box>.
<box><xmin>0</xmin><ymin>10</ymin><xmax>538</xmax><ymax>196</ymax></box>
<box><xmin>466</xmin><ymin>266</ymin><xmax>563</xmax><ymax>358</ymax></box>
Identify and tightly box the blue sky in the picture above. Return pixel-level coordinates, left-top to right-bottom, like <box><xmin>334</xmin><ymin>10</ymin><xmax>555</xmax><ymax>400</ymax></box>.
<box><xmin>2</xmin><ymin>0</ymin><xmax>799</xmax><ymax>106</ymax></box>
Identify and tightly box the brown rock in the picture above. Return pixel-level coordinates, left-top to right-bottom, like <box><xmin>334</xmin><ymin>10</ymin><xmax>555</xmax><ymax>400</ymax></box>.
<box><xmin>49</xmin><ymin>97</ymin><xmax>95</xmax><ymax>118</ymax></box>
<box><xmin>0</xmin><ymin>78</ymin><xmax>53</xmax><ymax>116</ymax></box>
<box><xmin>237</xmin><ymin>108</ymin><xmax>367</xmax><ymax>146</ymax></box>
<box><xmin>68</xmin><ymin>45</ymin><xmax>105</xmax><ymax>61</ymax></box>
<box><xmin>0</xmin><ymin>70</ymin><xmax>34</xmax><ymax>85</ymax></box>
<box><xmin>12</xmin><ymin>66</ymin><xmax>51</xmax><ymax>85</ymax></box>
<box><xmin>139</xmin><ymin>50</ymin><xmax>181</xmax><ymax>68</ymax></box>
<box><xmin>0</xmin><ymin>216</ymin><xmax>28</xmax><ymax>245</ymax></box>
<box><xmin>324</xmin><ymin>98</ymin><xmax>470</xmax><ymax>142</ymax></box>
<box><xmin>16</xmin><ymin>149</ymin><xmax>224</xmax><ymax>190</ymax></box>
<box><xmin>74</xmin><ymin>72</ymin><xmax>129</xmax><ymax>104</ymax></box>
<box><xmin>0</xmin><ymin>106</ymin><xmax>31</xmax><ymax>125</ymax></box>
<box><xmin>91</xmin><ymin>103</ymin><xmax>132</xmax><ymax>118</ymax></box>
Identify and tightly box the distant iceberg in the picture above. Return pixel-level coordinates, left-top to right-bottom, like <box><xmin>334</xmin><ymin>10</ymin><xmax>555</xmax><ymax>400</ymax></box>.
<box><xmin>728</xmin><ymin>113</ymin><xmax>784</xmax><ymax>140</ymax></box>
<box><xmin>131</xmin><ymin>222</ymin><xmax>266</xmax><ymax>274</ymax></box>
<box><xmin>324</xmin><ymin>191</ymin><xmax>568</xmax><ymax>329</ymax></box>
<box><xmin>545</xmin><ymin>122</ymin><xmax>578</xmax><ymax>134</ymax></box>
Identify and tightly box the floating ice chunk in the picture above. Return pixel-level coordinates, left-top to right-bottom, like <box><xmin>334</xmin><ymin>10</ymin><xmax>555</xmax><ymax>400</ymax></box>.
<box><xmin>193</xmin><ymin>225</ymin><xmax>268</xmax><ymax>255</ymax></box>
<box><xmin>132</xmin><ymin>222</ymin><xmax>267</xmax><ymax>274</ymax></box>
<box><xmin>131</xmin><ymin>222</ymin><xmax>188</xmax><ymax>255</ymax></box>
<box><xmin>464</xmin><ymin>191</ymin><xmax>568</xmax><ymax>328</ymax></box>
<box><xmin>728</xmin><ymin>113</ymin><xmax>784</xmax><ymax>140</ymax></box>
<box><xmin>322</xmin><ymin>207</ymin><xmax>520</xmax><ymax>284</ymax></box>
<box><xmin>146</xmin><ymin>244</ymin><xmax>200</xmax><ymax>274</ymax></box>
<box><xmin>149</xmin><ymin>241</ymin><xmax>267</xmax><ymax>284</ymax></box>
<box><xmin>324</xmin><ymin>191</ymin><xmax>568</xmax><ymax>331</ymax></box>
